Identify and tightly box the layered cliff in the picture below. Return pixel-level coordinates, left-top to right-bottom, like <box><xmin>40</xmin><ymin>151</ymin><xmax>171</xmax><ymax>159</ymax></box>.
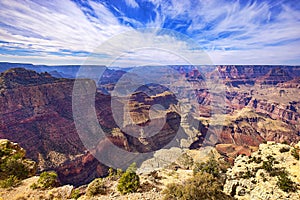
<box><xmin>0</xmin><ymin>68</ymin><xmax>183</xmax><ymax>185</ymax></box>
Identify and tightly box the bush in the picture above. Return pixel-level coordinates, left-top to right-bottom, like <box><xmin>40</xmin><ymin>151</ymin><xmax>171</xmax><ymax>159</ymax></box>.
<box><xmin>0</xmin><ymin>139</ymin><xmax>36</xmax><ymax>183</ymax></box>
<box><xmin>31</xmin><ymin>171</ymin><xmax>59</xmax><ymax>189</ymax></box>
<box><xmin>262</xmin><ymin>155</ymin><xmax>275</xmax><ymax>173</ymax></box>
<box><xmin>87</xmin><ymin>178</ymin><xmax>107</xmax><ymax>196</ymax></box>
<box><xmin>70</xmin><ymin>189</ymin><xmax>81</xmax><ymax>199</ymax></box>
<box><xmin>117</xmin><ymin>163</ymin><xmax>140</xmax><ymax>194</ymax></box>
<box><xmin>0</xmin><ymin>157</ymin><xmax>29</xmax><ymax>179</ymax></box>
<box><xmin>193</xmin><ymin>154</ymin><xmax>219</xmax><ymax>178</ymax></box>
<box><xmin>276</xmin><ymin>170</ymin><xmax>297</xmax><ymax>192</ymax></box>
<box><xmin>242</xmin><ymin>170</ymin><xmax>255</xmax><ymax>179</ymax></box>
<box><xmin>163</xmin><ymin>172</ymin><xmax>234</xmax><ymax>200</ymax></box>
<box><xmin>0</xmin><ymin>175</ymin><xmax>20</xmax><ymax>188</ymax></box>
<box><xmin>176</xmin><ymin>153</ymin><xmax>194</xmax><ymax>169</ymax></box>
<box><xmin>108</xmin><ymin>167</ymin><xmax>123</xmax><ymax>180</ymax></box>
<box><xmin>291</xmin><ymin>148</ymin><xmax>299</xmax><ymax>160</ymax></box>
<box><xmin>279</xmin><ymin>147</ymin><xmax>290</xmax><ymax>153</ymax></box>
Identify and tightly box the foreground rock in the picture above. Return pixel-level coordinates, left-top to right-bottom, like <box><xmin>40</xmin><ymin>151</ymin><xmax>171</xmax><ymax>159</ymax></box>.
<box><xmin>223</xmin><ymin>141</ymin><xmax>300</xmax><ymax>200</ymax></box>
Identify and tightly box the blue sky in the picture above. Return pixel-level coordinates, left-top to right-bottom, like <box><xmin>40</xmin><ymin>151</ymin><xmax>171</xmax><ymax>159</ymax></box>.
<box><xmin>0</xmin><ymin>0</ymin><xmax>299</xmax><ymax>66</ymax></box>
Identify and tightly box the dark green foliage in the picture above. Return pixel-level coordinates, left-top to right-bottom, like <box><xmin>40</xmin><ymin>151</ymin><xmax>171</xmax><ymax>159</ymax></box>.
<box><xmin>276</xmin><ymin>170</ymin><xmax>298</xmax><ymax>192</ymax></box>
<box><xmin>281</xmin><ymin>141</ymin><xmax>289</xmax><ymax>145</ymax></box>
<box><xmin>242</xmin><ymin>170</ymin><xmax>255</xmax><ymax>179</ymax></box>
<box><xmin>0</xmin><ymin>175</ymin><xmax>20</xmax><ymax>188</ymax></box>
<box><xmin>176</xmin><ymin>153</ymin><xmax>194</xmax><ymax>170</ymax></box>
<box><xmin>260</xmin><ymin>172</ymin><xmax>267</xmax><ymax>182</ymax></box>
<box><xmin>87</xmin><ymin>178</ymin><xmax>107</xmax><ymax>196</ymax></box>
<box><xmin>262</xmin><ymin>155</ymin><xmax>275</xmax><ymax>173</ymax></box>
<box><xmin>70</xmin><ymin>189</ymin><xmax>81</xmax><ymax>199</ymax></box>
<box><xmin>163</xmin><ymin>172</ymin><xmax>234</xmax><ymax>200</ymax></box>
<box><xmin>31</xmin><ymin>171</ymin><xmax>59</xmax><ymax>189</ymax></box>
<box><xmin>193</xmin><ymin>153</ymin><xmax>229</xmax><ymax>178</ymax></box>
<box><xmin>30</xmin><ymin>182</ymin><xmax>38</xmax><ymax>189</ymax></box>
<box><xmin>279</xmin><ymin>147</ymin><xmax>290</xmax><ymax>153</ymax></box>
<box><xmin>262</xmin><ymin>161</ymin><xmax>273</xmax><ymax>172</ymax></box>
<box><xmin>0</xmin><ymin>140</ymin><xmax>36</xmax><ymax>188</ymax></box>
<box><xmin>248</xmin><ymin>156</ymin><xmax>262</xmax><ymax>164</ymax></box>
<box><xmin>291</xmin><ymin>148</ymin><xmax>300</xmax><ymax>160</ymax></box>
<box><xmin>117</xmin><ymin>163</ymin><xmax>140</xmax><ymax>194</ymax></box>
<box><xmin>0</xmin><ymin>157</ymin><xmax>29</xmax><ymax>179</ymax></box>
<box><xmin>108</xmin><ymin>167</ymin><xmax>123</xmax><ymax>181</ymax></box>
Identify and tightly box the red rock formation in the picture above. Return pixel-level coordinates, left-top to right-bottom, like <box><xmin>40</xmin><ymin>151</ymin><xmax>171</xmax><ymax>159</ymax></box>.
<box><xmin>0</xmin><ymin>68</ymin><xmax>182</xmax><ymax>185</ymax></box>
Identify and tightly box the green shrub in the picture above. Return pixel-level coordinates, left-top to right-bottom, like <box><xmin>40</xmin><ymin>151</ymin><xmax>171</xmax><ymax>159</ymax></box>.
<box><xmin>87</xmin><ymin>178</ymin><xmax>107</xmax><ymax>196</ymax></box>
<box><xmin>249</xmin><ymin>156</ymin><xmax>262</xmax><ymax>164</ymax></box>
<box><xmin>193</xmin><ymin>153</ymin><xmax>230</xmax><ymax>189</ymax></box>
<box><xmin>279</xmin><ymin>147</ymin><xmax>290</xmax><ymax>153</ymax></box>
<box><xmin>31</xmin><ymin>171</ymin><xmax>59</xmax><ymax>189</ymax></box>
<box><xmin>276</xmin><ymin>170</ymin><xmax>297</xmax><ymax>192</ymax></box>
<box><xmin>0</xmin><ymin>175</ymin><xmax>20</xmax><ymax>188</ymax></box>
<box><xmin>0</xmin><ymin>140</ymin><xmax>36</xmax><ymax>182</ymax></box>
<box><xmin>108</xmin><ymin>167</ymin><xmax>123</xmax><ymax>180</ymax></box>
<box><xmin>262</xmin><ymin>155</ymin><xmax>275</xmax><ymax>173</ymax></box>
<box><xmin>30</xmin><ymin>182</ymin><xmax>38</xmax><ymax>189</ymax></box>
<box><xmin>176</xmin><ymin>153</ymin><xmax>194</xmax><ymax>170</ymax></box>
<box><xmin>193</xmin><ymin>154</ymin><xmax>224</xmax><ymax>178</ymax></box>
<box><xmin>70</xmin><ymin>189</ymin><xmax>81</xmax><ymax>199</ymax></box>
<box><xmin>0</xmin><ymin>157</ymin><xmax>29</xmax><ymax>179</ymax></box>
<box><xmin>163</xmin><ymin>172</ymin><xmax>234</xmax><ymax>200</ymax></box>
<box><xmin>242</xmin><ymin>170</ymin><xmax>255</xmax><ymax>179</ymax></box>
<box><xmin>291</xmin><ymin>148</ymin><xmax>300</xmax><ymax>160</ymax></box>
<box><xmin>117</xmin><ymin>163</ymin><xmax>140</xmax><ymax>194</ymax></box>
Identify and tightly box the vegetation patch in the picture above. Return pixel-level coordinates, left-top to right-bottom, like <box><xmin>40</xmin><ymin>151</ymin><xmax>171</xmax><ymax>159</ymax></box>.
<box><xmin>30</xmin><ymin>171</ymin><xmax>59</xmax><ymax>189</ymax></box>
<box><xmin>117</xmin><ymin>163</ymin><xmax>140</xmax><ymax>195</ymax></box>
<box><xmin>291</xmin><ymin>148</ymin><xmax>300</xmax><ymax>160</ymax></box>
<box><xmin>279</xmin><ymin>147</ymin><xmax>290</xmax><ymax>153</ymax></box>
<box><xmin>86</xmin><ymin>178</ymin><xmax>107</xmax><ymax>196</ymax></box>
<box><xmin>276</xmin><ymin>170</ymin><xmax>298</xmax><ymax>192</ymax></box>
<box><xmin>0</xmin><ymin>139</ymin><xmax>36</xmax><ymax>188</ymax></box>
<box><xmin>163</xmin><ymin>172</ymin><xmax>234</xmax><ymax>200</ymax></box>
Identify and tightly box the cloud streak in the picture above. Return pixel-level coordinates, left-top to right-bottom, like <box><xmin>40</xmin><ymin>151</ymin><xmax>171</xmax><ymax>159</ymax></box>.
<box><xmin>0</xmin><ymin>0</ymin><xmax>299</xmax><ymax>65</ymax></box>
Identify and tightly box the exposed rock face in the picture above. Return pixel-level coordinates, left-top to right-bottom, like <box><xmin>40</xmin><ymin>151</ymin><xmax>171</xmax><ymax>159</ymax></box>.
<box><xmin>0</xmin><ymin>68</ymin><xmax>99</xmax><ymax>185</ymax></box>
<box><xmin>0</xmin><ymin>68</ymin><xmax>182</xmax><ymax>186</ymax></box>
<box><xmin>183</xmin><ymin>66</ymin><xmax>300</xmax><ymax>159</ymax></box>
<box><xmin>223</xmin><ymin>142</ymin><xmax>300</xmax><ymax>200</ymax></box>
<box><xmin>278</xmin><ymin>77</ymin><xmax>300</xmax><ymax>88</ymax></box>
<box><xmin>249</xmin><ymin>99</ymin><xmax>299</xmax><ymax>125</ymax></box>
<box><xmin>0</xmin><ymin>65</ymin><xmax>300</xmax><ymax>186</ymax></box>
<box><xmin>256</xmin><ymin>68</ymin><xmax>292</xmax><ymax>85</ymax></box>
<box><xmin>210</xmin><ymin>65</ymin><xmax>298</xmax><ymax>87</ymax></box>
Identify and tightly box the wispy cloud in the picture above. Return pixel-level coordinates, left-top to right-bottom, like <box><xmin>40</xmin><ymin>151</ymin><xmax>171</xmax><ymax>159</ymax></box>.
<box><xmin>0</xmin><ymin>0</ymin><xmax>299</xmax><ymax>65</ymax></box>
<box><xmin>124</xmin><ymin>0</ymin><xmax>139</xmax><ymax>8</ymax></box>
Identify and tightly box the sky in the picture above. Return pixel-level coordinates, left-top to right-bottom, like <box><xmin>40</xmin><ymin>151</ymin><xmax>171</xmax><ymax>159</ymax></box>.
<box><xmin>0</xmin><ymin>0</ymin><xmax>300</xmax><ymax>66</ymax></box>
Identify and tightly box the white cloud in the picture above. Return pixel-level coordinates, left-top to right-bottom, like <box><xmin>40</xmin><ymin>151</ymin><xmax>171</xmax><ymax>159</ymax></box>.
<box><xmin>124</xmin><ymin>0</ymin><xmax>139</xmax><ymax>8</ymax></box>
<box><xmin>0</xmin><ymin>0</ymin><xmax>130</xmax><ymax>53</ymax></box>
<box><xmin>0</xmin><ymin>0</ymin><xmax>299</xmax><ymax>65</ymax></box>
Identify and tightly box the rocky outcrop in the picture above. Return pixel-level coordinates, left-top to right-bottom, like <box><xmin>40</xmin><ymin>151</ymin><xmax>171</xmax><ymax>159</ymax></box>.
<box><xmin>256</xmin><ymin>68</ymin><xmax>292</xmax><ymax>85</ymax></box>
<box><xmin>0</xmin><ymin>69</ymin><xmax>96</xmax><ymax>185</ymax></box>
<box><xmin>207</xmin><ymin>65</ymin><xmax>299</xmax><ymax>87</ymax></box>
<box><xmin>0</xmin><ymin>139</ymin><xmax>37</xmax><ymax>178</ymax></box>
<box><xmin>248</xmin><ymin>99</ymin><xmax>299</xmax><ymax>125</ymax></box>
<box><xmin>0</xmin><ymin>68</ymin><xmax>183</xmax><ymax>185</ymax></box>
<box><xmin>278</xmin><ymin>77</ymin><xmax>300</xmax><ymax>88</ymax></box>
<box><xmin>223</xmin><ymin>142</ymin><xmax>300</xmax><ymax>200</ymax></box>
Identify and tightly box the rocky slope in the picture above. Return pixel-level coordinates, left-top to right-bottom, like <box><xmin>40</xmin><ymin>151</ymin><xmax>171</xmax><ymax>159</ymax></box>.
<box><xmin>0</xmin><ymin>68</ymin><xmax>183</xmax><ymax>186</ymax></box>
<box><xmin>0</xmin><ymin>65</ymin><xmax>300</xmax><ymax>186</ymax></box>
<box><xmin>223</xmin><ymin>141</ymin><xmax>300</xmax><ymax>200</ymax></box>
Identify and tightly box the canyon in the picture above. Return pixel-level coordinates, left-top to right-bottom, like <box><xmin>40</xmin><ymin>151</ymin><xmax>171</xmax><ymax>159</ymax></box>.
<box><xmin>0</xmin><ymin>64</ymin><xmax>299</xmax><ymax>186</ymax></box>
